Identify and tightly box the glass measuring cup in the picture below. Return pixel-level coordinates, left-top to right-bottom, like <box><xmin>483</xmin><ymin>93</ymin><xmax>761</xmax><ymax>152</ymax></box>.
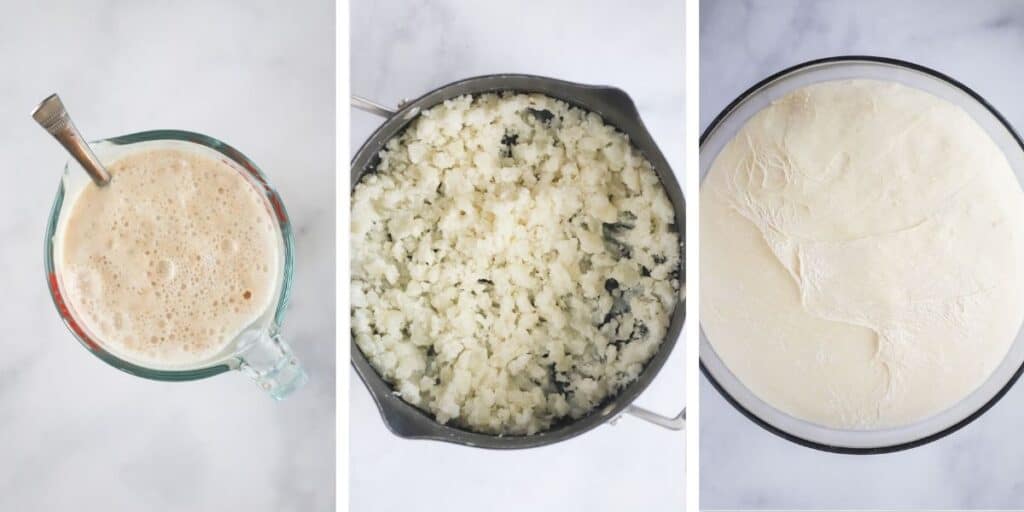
<box><xmin>44</xmin><ymin>130</ymin><xmax>307</xmax><ymax>399</ymax></box>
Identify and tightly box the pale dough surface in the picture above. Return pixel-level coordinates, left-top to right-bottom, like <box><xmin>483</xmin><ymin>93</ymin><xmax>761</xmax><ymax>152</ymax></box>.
<box><xmin>701</xmin><ymin>79</ymin><xmax>1024</xmax><ymax>429</ymax></box>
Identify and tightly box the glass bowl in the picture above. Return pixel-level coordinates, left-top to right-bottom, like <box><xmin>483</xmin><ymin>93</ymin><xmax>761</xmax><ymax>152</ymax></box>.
<box><xmin>699</xmin><ymin>56</ymin><xmax>1024</xmax><ymax>453</ymax></box>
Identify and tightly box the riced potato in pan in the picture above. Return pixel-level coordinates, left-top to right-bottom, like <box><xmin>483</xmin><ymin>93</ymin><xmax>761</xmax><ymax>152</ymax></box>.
<box><xmin>352</xmin><ymin>93</ymin><xmax>680</xmax><ymax>435</ymax></box>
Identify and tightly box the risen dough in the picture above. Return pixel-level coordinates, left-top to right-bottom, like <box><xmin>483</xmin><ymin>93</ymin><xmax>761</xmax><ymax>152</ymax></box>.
<box><xmin>701</xmin><ymin>79</ymin><xmax>1024</xmax><ymax>429</ymax></box>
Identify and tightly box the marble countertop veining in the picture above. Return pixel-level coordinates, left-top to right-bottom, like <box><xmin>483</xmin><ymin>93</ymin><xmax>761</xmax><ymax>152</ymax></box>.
<box><xmin>0</xmin><ymin>1</ymin><xmax>335</xmax><ymax>510</ymax></box>
<box><xmin>700</xmin><ymin>0</ymin><xmax>1024</xmax><ymax>509</ymax></box>
<box><xmin>351</xmin><ymin>1</ymin><xmax>686</xmax><ymax>511</ymax></box>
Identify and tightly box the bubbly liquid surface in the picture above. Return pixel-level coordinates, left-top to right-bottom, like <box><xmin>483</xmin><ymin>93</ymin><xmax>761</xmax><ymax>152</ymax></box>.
<box><xmin>58</xmin><ymin>146</ymin><xmax>281</xmax><ymax>368</ymax></box>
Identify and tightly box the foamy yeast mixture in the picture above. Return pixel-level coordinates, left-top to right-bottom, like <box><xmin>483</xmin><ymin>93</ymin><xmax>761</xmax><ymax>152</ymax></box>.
<box><xmin>57</xmin><ymin>145</ymin><xmax>281</xmax><ymax>369</ymax></box>
<box><xmin>702</xmin><ymin>80</ymin><xmax>1024</xmax><ymax>429</ymax></box>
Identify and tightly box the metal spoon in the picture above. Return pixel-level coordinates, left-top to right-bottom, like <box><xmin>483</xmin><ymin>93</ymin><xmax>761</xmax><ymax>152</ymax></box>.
<box><xmin>31</xmin><ymin>93</ymin><xmax>111</xmax><ymax>186</ymax></box>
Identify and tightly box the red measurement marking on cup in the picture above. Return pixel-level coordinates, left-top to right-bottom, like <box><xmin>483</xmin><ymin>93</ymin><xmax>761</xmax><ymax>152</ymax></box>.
<box><xmin>268</xmin><ymin>194</ymin><xmax>288</xmax><ymax>224</ymax></box>
<box><xmin>49</xmin><ymin>272</ymin><xmax>100</xmax><ymax>351</ymax></box>
<box><xmin>227</xmin><ymin>149</ymin><xmax>269</xmax><ymax>186</ymax></box>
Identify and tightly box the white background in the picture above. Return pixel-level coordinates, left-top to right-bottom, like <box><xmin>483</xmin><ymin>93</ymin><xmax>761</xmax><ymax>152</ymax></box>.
<box><xmin>0</xmin><ymin>1</ymin><xmax>335</xmax><ymax>510</ymax></box>
<box><xmin>700</xmin><ymin>0</ymin><xmax>1024</xmax><ymax>509</ymax></box>
<box><xmin>350</xmin><ymin>1</ymin><xmax>687</xmax><ymax>510</ymax></box>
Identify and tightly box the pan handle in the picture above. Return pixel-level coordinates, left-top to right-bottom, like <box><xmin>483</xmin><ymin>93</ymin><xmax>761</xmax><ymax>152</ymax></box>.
<box><xmin>623</xmin><ymin>404</ymin><xmax>686</xmax><ymax>430</ymax></box>
<box><xmin>352</xmin><ymin>95</ymin><xmax>396</xmax><ymax>118</ymax></box>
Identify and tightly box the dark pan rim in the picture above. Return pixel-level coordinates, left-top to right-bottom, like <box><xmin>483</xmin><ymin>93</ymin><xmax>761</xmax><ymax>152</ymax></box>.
<box><xmin>698</xmin><ymin>55</ymin><xmax>1024</xmax><ymax>455</ymax></box>
<box><xmin>351</xmin><ymin>73</ymin><xmax>686</xmax><ymax>449</ymax></box>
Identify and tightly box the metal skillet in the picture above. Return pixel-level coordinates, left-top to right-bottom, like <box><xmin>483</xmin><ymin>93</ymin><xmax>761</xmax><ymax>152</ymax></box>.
<box><xmin>351</xmin><ymin>74</ymin><xmax>685</xmax><ymax>449</ymax></box>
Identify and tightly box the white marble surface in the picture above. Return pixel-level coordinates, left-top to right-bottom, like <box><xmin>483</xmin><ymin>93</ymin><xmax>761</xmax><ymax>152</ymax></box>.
<box><xmin>700</xmin><ymin>1</ymin><xmax>1024</xmax><ymax>509</ymax></box>
<box><xmin>0</xmin><ymin>1</ymin><xmax>334</xmax><ymax>510</ymax></box>
<box><xmin>351</xmin><ymin>0</ymin><xmax>686</xmax><ymax>510</ymax></box>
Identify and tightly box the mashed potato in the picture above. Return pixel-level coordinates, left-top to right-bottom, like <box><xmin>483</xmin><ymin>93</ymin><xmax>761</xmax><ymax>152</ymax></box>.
<box><xmin>352</xmin><ymin>93</ymin><xmax>680</xmax><ymax>435</ymax></box>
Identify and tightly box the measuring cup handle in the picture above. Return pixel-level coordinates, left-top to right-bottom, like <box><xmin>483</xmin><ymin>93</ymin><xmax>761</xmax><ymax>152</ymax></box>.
<box><xmin>624</xmin><ymin>404</ymin><xmax>686</xmax><ymax>430</ymax></box>
<box><xmin>236</xmin><ymin>329</ymin><xmax>308</xmax><ymax>400</ymax></box>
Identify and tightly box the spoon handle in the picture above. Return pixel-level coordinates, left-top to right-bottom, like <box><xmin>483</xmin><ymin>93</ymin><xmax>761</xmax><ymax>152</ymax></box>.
<box><xmin>32</xmin><ymin>94</ymin><xmax>111</xmax><ymax>186</ymax></box>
